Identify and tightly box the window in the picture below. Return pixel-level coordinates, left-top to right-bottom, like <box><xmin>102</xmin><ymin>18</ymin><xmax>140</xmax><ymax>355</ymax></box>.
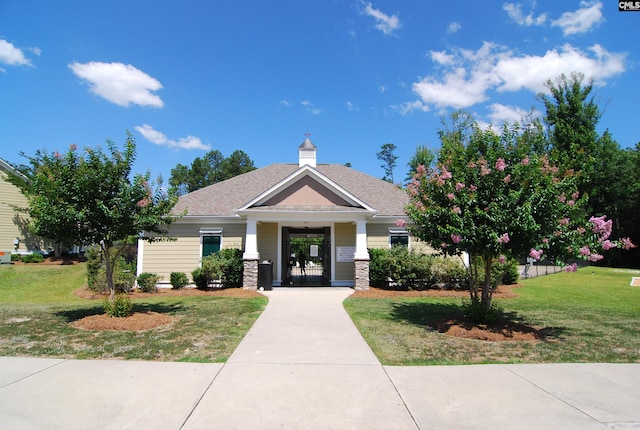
<box><xmin>200</xmin><ymin>228</ymin><xmax>222</xmax><ymax>257</ymax></box>
<box><xmin>389</xmin><ymin>228</ymin><xmax>409</xmax><ymax>248</ymax></box>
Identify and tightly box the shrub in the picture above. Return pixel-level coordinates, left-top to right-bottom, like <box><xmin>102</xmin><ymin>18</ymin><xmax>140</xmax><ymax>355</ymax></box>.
<box><xmin>103</xmin><ymin>294</ymin><xmax>134</xmax><ymax>317</ymax></box>
<box><xmin>21</xmin><ymin>253</ymin><xmax>44</xmax><ymax>263</ymax></box>
<box><xmin>192</xmin><ymin>248</ymin><xmax>244</xmax><ymax>290</ymax></box>
<box><xmin>137</xmin><ymin>272</ymin><xmax>159</xmax><ymax>293</ymax></box>
<box><xmin>11</xmin><ymin>253</ymin><xmax>21</xmax><ymax>262</ymax></box>
<box><xmin>169</xmin><ymin>272</ymin><xmax>189</xmax><ymax>289</ymax></box>
<box><xmin>431</xmin><ymin>257</ymin><xmax>468</xmax><ymax>289</ymax></box>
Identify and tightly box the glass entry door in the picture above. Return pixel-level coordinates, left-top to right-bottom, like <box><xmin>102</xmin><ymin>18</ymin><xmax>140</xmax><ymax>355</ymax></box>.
<box><xmin>282</xmin><ymin>227</ymin><xmax>331</xmax><ymax>286</ymax></box>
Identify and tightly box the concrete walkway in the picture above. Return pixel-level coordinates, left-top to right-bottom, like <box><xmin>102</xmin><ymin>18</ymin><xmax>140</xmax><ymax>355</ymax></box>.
<box><xmin>2</xmin><ymin>287</ymin><xmax>640</xmax><ymax>429</ymax></box>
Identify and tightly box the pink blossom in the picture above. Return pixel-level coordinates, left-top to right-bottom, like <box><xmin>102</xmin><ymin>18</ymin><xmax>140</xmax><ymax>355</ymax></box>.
<box><xmin>602</xmin><ymin>240</ymin><xmax>617</xmax><ymax>250</ymax></box>
<box><xmin>589</xmin><ymin>215</ymin><xmax>612</xmax><ymax>241</ymax></box>
<box><xmin>495</xmin><ymin>158</ymin><xmax>507</xmax><ymax>171</ymax></box>
<box><xmin>468</xmin><ymin>184</ymin><xmax>478</xmax><ymax>192</ymax></box>
<box><xmin>576</xmin><ymin>227</ymin><xmax>586</xmax><ymax>234</ymax></box>
<box><xmin>621</xmin><ymin>237</ymin><xmax>637</xmax><ymax>250</ymax></box>
<box><xmin>572</xmin><ymin>191</ymin><xmax>580</xmax><ymax>200</ymax></box>
<box><xmin>529</xmin><ymin>248</ymin><xmax>544</xmax><ymax>260</ymax></box>
<box><xmin>480</xmin><ymin>165</ymin><xmax>492</xmax><ymax>176</ymax></box>
<box><xmin>451</xmin><ymin>234</ymin><xmax>462</xmax><ymax>244</ymax></box>
<box><xmin>455</xmin><ymin>182</ymin><xmax>465</xmax><ymax>191</ymax></box>
<box><xmin>137</xmin><ymin>198</ymin><xmax>150</xmax><ymax>208</ymax></box>
<box><xmin>521</xmin><ymin>156</ymin><xmax>530</xmax><ymax>166</ymax></box>
<box><xmin>447</xmin><ymin>193</ymin><xmax>455</xmax><ymax>200</ymax></box>
<box><xmin>416</xmin><ymin>164</ymin><xmax>426</xmax><ymax>175</ymax></box>
<box><xmin>436</xmin><ymin>178</ymin><xmax>445</xmax><ymax>187</ymax></box>
<box><xmin>503</xmin><ymin>174</ymin><xmax>511</xmax><ymax>184</ymax></box>
<box><xmin>558</xmin><ymin>194</ymin><xmax>566</xmax><ymax>203</ymax></box>
<box><xmin>441</xmin><ymin>242</ymin><xmax>448</xmax><ymax>249</ymax></box>
<box><xmin>565</xmin><ymin>263</ymin><xmax>578</xmax><ymax>272</ymax></box>
<box><xmin>559</xmin><ymin>218</ymin><xmax>570</xmax><ymax>226</ymax></box>
<box><xmin>440</xmin><ymin>167</ymin><xmax>452</xmax><ymax>180</ymax></box>
<box><xmin>451</xmin><ymin>206</ymin><xmax>461</xmax><ymax>214</ymax></box>
<box><xmin>497</xmin><ymin>233</ymin><xmax>510</xmax><ymax>244</ymax></box>
<box><xmin>498</xmin><ymin>255</ymin><xmax>506</xmax><ymax>264</ymax></box>
<box><xmin>70</xmin><ymin>144</ymin><xmax>78</xmax><ymax>151</ymax></box>
<box><xmin>579</xmin><ymin>246</ymin><xmax>591</xmax><ymax>257</ymax></box>
<box><xmin>53</xmin><ymin>151</ymin><xmax>61</xmax><ymax>159</ymax></box>
<box><xmin>395</xmin><ymin>219</ymin><xmax>406</xmax><ymax>227</ymax></box>
<box><xmin>542</xmin><ymin>238</ymin><xmax>549</xmax><ymax>244</ymax></box>
<box><xmin>567</xmin><ymin>200</ymin><xmax>575</xmax><ymax>206</ymax></box>
<box><xmin>468</xmin><ymin>160</ymin><xmax>477</xmax><ymax>168</ymax></box>
<box><xmin>588</xmin><ymin>253</ymin><xmax>604</xmax><ymax>262</ymax></box>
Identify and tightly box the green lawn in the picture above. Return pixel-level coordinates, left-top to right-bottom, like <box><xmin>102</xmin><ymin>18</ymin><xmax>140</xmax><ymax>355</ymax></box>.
<box><xmin>344</xmin><ymin>267</ymin><xmax>640</xmax><ymax>365</ymax></box>
<box><xmin>0</xmin><ymin>263</ymin><xmax>267</xmax><ymax>362</ymax></box>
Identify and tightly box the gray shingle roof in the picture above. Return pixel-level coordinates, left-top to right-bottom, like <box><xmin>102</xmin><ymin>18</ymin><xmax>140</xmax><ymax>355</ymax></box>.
<box><xmin>173</xmin><ymin>163</ymin><xmax>408</xmax><ymax>217</ymax></box>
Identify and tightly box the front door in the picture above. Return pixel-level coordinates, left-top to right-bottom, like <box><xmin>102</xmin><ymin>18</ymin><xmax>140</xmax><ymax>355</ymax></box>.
<box><xmin>282</xmin><ymin>227</ymin><xmax>331</xmax><ymax>286</ymax></box>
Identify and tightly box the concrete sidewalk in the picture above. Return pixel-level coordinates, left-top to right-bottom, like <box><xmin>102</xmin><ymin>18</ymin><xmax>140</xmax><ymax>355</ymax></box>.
<box><xmin>2</xmin><ymin>287</ymin><xmax>640</xmax><ymax>429</ymax></box>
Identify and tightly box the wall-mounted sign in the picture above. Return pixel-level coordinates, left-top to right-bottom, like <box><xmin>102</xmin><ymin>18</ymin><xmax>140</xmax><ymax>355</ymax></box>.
<box><xmin>310</xmin><ymin>244</ymin><xmax>319</xmax><ymax>258</ymax></box>
<box><xmin>337</xmin><ymin>246</ymin><xmax>355</xmax><ymax>262</ymax></box>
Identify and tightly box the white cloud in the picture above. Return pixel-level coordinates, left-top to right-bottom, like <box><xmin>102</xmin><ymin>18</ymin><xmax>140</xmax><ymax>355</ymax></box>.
<box><xmin>403</xmin><ymin>42</ymin><xmax>625</xmax><ymax>112</ymax></box>
<box><xmin>391</xmin><ymin>100</ymin><xmax>430</xmax><ymax>115</ymax></box>
<box><xmin>135</xmin><ymin>124</ymin><xmax>210</xmax><ymax>151</ymax></box>
<box><xmin>0</xmin><ymin>39</ymin><xmax>33</xmax><ymax>67</ymax></box>
<box><xmin>346</xmin><ymin>100</ymin><xmax>359</xmax><ymax>111</ymax></box>
<box><xmin>503</xmin><ymin>2</ymin><xmax>547</xmax><ymax>26</ymax></box>
<box><xmin>552</xmin><ymin>1</ymin><xmax>603</xmax><ymax>35</ymax></box>
<box><xmin>362</xmin><ymin>2</ymin><xmax>400</xmax><ymax>35</ymax></box>
<box><xmin>280</xmin><ymin>99</ymin><xmax>291</xmax><ymax>107</ymax></box>
<box><xmin>486</xmin><ymin>103</ymin><xmax>532</xmax><ymax>124</ymax></box>
<box><xmin>301</xmin><ymin>100</ymin><xmax>321</xmax><ymax>115</ymax></box>
<box><xmin>430</xmin><ymin>50</ymin><xmax>456</xmax><ymax>66</ymax></box>
<box><xmin>69</xmin><ymin>61</ymin><xmax>164</xmax><ymax>108</ymax></box>
<box><xmin>447</xmin><ymin>22</ymin><xmax>461</xmax><ymax>34</ymax></box>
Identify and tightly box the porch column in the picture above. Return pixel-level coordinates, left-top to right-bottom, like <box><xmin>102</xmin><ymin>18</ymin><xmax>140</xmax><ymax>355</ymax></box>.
<box><xmin>243</xmin><ymin>218</ymin><xmax>260</xmax><ymax>290</ymax></box>
<box><xmin>354</xmin><ymin>219</ymin><xmax>370</xmax><ymax>290</ymax></box>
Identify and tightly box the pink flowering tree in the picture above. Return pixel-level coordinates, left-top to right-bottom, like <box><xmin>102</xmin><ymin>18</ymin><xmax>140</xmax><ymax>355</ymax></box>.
<box><xmin>405</xmin><ymin>116</ymin><xmax>635</xmax><ymax>320</ymax></box>
<box><xmin>9</xmin><ymin>133</ymin><xmax>180</xmax><ymax>302</ymax></box>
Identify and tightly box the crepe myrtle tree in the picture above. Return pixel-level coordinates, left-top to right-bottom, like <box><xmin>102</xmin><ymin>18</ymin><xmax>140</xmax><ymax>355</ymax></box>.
<box><xmin>9</xmin><ymin>133</ymin><xmax>180</xmax><ymax>302</ymax></box>
<box><xmin>404</xmin><ymin>115</ymin><xmax>635</xmax><ymax>320</ymax></box>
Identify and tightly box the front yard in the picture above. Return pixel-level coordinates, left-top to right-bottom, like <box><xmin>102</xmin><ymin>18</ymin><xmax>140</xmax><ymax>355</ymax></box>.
<box><xmin>0</xmin><ymin>263</ymin><xmax>267</xmax><ymax>362</ymax></box>
<box><xmin>344</xmin><ymin>267</ymin><xmax>640</xmax><ymax>365</ymax></box>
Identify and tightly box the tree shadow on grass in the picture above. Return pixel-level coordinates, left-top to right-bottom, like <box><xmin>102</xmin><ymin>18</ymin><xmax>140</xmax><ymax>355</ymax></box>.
<box><xmin>390</xmin><ymin>301</ymin><xmax>565</xmax><ymax>341</ymax></box>
<box><xmin>56</xmin><ymin>302</ymin><xmax>185</xmax><ymax>323</ymax></box>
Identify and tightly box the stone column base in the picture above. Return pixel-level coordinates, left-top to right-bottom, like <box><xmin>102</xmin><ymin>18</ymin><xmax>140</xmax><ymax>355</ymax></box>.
<box><xmin>354</xmin><ymin>259</ymin><xmax>370</xmax><ymax>291</ymax></box>
<box><xmin>243</xmin><ymin>259</ymin><xmax>259</xmax><ymax>290</ymax></box>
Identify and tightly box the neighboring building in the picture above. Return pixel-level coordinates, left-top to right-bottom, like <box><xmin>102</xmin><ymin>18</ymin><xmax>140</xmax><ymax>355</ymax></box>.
<box><xmin>0</xmin><ymin>158</ymin><xmax>44</xmax><ymax>254</ymax></box>
<box><xmin>139</xmin><ymin>139</ymin><xmax>429</xmax><ymax>289</ymax></box>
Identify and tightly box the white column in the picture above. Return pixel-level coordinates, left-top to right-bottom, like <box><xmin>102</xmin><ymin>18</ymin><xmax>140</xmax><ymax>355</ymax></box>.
<box><xmin>136</xmin><ymin>236</ymin><xmax>144</xmax><ymax>277</ymax></box>
<box><xmin>354</xmin><ymin>219</ymin><xmax>369</xmax><ymax>260</ymax></box>
<box><xmin>243</xmin><ymin>218</ymin><xmax>260</xmax><ymax>260</ymax></box>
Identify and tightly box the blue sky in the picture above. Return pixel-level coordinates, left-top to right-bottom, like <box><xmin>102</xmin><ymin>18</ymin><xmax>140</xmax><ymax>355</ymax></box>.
<box><xmin>1</xmin><ymin>1</ymin><xmax>638</xmax><ymax>184</ymax></box>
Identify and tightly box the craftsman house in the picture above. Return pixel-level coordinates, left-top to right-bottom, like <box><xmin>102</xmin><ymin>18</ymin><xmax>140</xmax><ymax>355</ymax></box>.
<box><xmin>138</xmin><ymin>139</ymin><xmax>426</xmax><ymax>289</ymax></box>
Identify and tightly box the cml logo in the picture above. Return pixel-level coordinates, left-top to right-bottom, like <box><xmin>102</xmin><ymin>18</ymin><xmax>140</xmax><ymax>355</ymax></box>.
<box><xmin>619</xmin><ymin>1</ymin><xmax>640</xmax><ymax>10</ymax></box>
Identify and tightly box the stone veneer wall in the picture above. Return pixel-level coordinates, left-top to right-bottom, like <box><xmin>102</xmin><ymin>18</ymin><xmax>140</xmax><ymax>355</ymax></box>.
<box><xmin>354</xmin><ymin>259</ymin><xmax>370</xmax><ymax>291</ymax></box>
<box><xmin>243</xmin><ymin>259</ymin><xmax>259</xmax><ymax>290</ymax></box>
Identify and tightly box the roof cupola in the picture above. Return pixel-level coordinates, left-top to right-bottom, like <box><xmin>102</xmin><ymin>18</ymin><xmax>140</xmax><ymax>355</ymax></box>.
<box><xmin>298</xmin><ymin>136</ymin><xmax>317</xmax><ymax>167</ymax></box>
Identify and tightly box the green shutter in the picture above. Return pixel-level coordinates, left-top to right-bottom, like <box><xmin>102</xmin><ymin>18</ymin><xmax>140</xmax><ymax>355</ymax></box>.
<box><xmin>202</xmin><ymin>235</ymin><xmax>221</xmax><ymax>257</ymax></box>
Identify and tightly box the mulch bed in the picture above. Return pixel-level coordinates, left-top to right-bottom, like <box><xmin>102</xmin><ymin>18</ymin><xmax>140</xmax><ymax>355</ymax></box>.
<box><xmin>72</xmin><ymin>284</ymin><xmax>539</xmax><ymax>341</ymax></box>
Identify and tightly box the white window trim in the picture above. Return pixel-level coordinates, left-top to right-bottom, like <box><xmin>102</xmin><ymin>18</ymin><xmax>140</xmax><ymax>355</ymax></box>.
<box><xmin>200</xmin><ymin>228</ymin><xmax>223</xmax><ymax>261</ymax></box>
<box><xmin>388</xmin><ymin>227</ymin><xmax>410</xmax><ymax>248</ymax></box>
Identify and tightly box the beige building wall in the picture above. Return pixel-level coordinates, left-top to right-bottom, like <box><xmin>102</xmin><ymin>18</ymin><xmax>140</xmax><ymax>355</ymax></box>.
<box><xmin>0</xmin><ymin>171</ymin><xmax>44</xmax><ymax>252</ymax></box>
<box><xmin>257</xmin><ymin>222</ymin><xmax>278</xmax><ymax>263</ymax></box>
<box><xmin>334</xmin><ymin>222</ymin><xmax>355</xmax><ymax>282</ymax></box>
<box><xmin>142</xmin><ymin>221</ymin><xmax>246</xmax><ymax>282</ymax></box>
<box><xmin>367</xmin><ymin>222</ymin><xmax>436</xmax><ymax>254</ymax></box>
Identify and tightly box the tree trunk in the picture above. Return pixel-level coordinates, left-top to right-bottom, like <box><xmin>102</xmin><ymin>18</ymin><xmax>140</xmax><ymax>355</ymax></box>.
<box><xmin>103</xmin><ymin>245</ymin><xmax>115</xmax><ymax>302</ymax></box>
<box><xmin>481</xmin><ymin>255</ymin><xmax>494</xmax><ymax>318</ymax></box>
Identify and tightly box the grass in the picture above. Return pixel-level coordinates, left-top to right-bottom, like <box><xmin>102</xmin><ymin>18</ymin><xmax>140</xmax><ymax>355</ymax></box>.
<box><xmin>0</xmin><ymin>263</ymin><xmax>267</xmax><ymax>362</ymax></box>
<box><xmin>344</xmin><ymin>266</ymin><xmax>640</xmax><ymax>365</ymax></box>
